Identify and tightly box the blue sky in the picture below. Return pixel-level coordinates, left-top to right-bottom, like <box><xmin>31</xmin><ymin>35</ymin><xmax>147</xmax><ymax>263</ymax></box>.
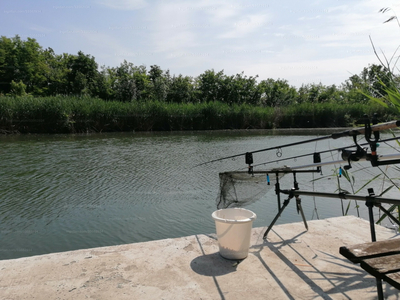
<box><xmin>1</xmin><ymin>0</ymin><xmax>399</xmax><ymax>87</ymax></box>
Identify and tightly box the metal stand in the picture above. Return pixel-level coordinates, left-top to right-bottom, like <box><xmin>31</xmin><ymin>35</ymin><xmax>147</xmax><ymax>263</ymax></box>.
<box><xmin>263</xmin><ymin>191</ymin><xmax>308</xmax><ymax>239</ymax></box>
<box><xmin>366</xmin><ymin>190</ymin><xmax>384</xmax><ymax>300</ymax></box>
<box><xmin>274</xmin><ymin>172</ymin><xmax>281</xmax><ymax>211</ymax></box>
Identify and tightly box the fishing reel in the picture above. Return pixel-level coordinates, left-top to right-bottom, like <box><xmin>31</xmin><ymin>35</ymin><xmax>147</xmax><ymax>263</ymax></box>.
<box><xmin>342</xmin><ymin>114</ymin><xmax>400</xmax><ymax>168</ymax></box>
<box><xmin>341</xmin><ymin>143</ymin><xmax>368</xmax><ymax>170</ymax></box>
<box><xmin>362</xmin><ymin>114</ymin><xmax>400</xmax><ymax>167</ymax></box>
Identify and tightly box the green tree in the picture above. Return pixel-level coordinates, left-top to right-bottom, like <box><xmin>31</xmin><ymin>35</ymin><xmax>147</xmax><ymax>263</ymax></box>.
<box><xmin>258</xmin><ymin>78</ymin><xmax>297</xmax><ymax>107</ymax></box>
<box><xmin>360</xmin><ymin>64</ymin><xmax>393</xmax><ymax>97</ymax></box>
<box><xmin>0</xmin><ymin>35</ymin><xmax>48</xmax><ymax>95</ymax></box>
<box><xmin>342</xmin><ymin>74</ymin><xmax>368</xmax><ymax>103</ymax></box>
<box><xmin>319</xmin><ymin>84</ymin><xmax>343</xmax><ymax>103</ymax></box>
<box><xmin>342</xmin><ymin>64</ymin><xmax>394</xmax><ymax>103</ymax></box>
<box><xmin>223</xmin><ymin>72</ymin><xmax>259</xmax><ymax>105</ymax></box>
<box><xmin>166</xmin><ymin>75</ymin><xmax>194</xmax><ymax>103</ymax></box>
<box><xmin>44</xmin><ymin>51</ymin><xmax>73</xmax><ymax>95</ymax></box>
<box><xmin>103</xmin><ymin>61</ymin><xmax>152</xmax><ymax>102</ymax></box>
<box><xmin>66</xmin><ymin>51</ymin><xmax>99</xmax><ymax>96</ymax></box>
<box><xmin>296</xmin><ymin>83</ymin><xmax>343</xmax><ymax>104</ymax></box>
<box><xmin>195</xmin><ymin>69</ymin><xmax>225</xmax><ymax>103</ymax></box>
<box><xmin>0</xmin><ymin>35</ymin><xmax>15</xmax><ymax>94</ymax></box>
<box><xmin>8</xmin><ymin>80</ymin><xmax>27</xmax><ymax>96</ymax></box>
<box><xmin>95</xmin><ymin>65</ymin><xmax>114</xmax><ymax>100</ymax></box>
<box><xmin>113</xmin><ymin>61</ymin><xmax>138</xmax><ymax>101</ymax></box>
<box><xmin>148</xmin><ymin>65</ymin><xmax>169</xmax><ymax>102</ymax></box>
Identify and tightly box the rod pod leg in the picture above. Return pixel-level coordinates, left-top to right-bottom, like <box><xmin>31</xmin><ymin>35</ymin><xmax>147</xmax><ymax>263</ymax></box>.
<box><xmin>263</xmin><ymin>198</ymin><xmax>291</xmax><ymax>239</ymax></box>
<box><xmin>296</xmin><ymin>196</ymin><xmax>308</xmax><ymax>231</ymax></box>
<box><xmin>366</xmin><ymin>199</ymin><xmax>384</xmax><ymax>300</ymax></box>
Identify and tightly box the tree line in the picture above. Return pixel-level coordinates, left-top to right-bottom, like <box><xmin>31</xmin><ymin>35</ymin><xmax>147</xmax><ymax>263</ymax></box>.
<box><xmin>0</xmin><ymin>35</ymin><xmax>395</xmax><ymax>107</ymax></box>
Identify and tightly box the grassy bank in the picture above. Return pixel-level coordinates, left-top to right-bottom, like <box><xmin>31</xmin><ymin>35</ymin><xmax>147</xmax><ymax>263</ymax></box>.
<box><xmin>0</xmin><ymin>96</ymin><xmax>393</xmax><ymax>133</ymax></box>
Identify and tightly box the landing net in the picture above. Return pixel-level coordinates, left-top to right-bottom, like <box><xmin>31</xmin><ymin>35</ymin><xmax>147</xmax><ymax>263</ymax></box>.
<box><xmin>216</xmin><ymin>170</ymin><xmax>286</xmax><ymax>209</ymax></box>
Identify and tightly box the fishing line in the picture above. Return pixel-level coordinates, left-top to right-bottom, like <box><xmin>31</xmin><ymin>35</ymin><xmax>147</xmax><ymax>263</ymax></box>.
<box><xmin>380</xmin><ymin>165</ymin><xmax>390</xmax><ymax>197</ymax></box>
<box><xmin>311</xmin><ymin>168</ymin><xmax>320</xmax><ymax>220</ymax></box>
<box><xmin>327</xmin><ymin>146</ymin><xmax>346</xmax><ymax>216</ymax></box>
<box><xmin>377</xmin><ymin>165</ymin><xmax>400</xmax><ymax>228</ymax></box>
<box><xmin>383</xmin><ymin>140</ymin><xmax>400</xmax><ymax>153</ymax></box>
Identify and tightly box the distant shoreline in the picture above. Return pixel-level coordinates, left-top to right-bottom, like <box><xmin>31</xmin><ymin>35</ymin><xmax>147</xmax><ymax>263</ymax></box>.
<box><xmin>0</xmin><ymin>96</ymin><xmax>392</xmax><ymax>135</ymax></box>
<box><xmin>0</xmin><ymin>127</ymin><xmax>356</xmax><ymax>137</ymax></box>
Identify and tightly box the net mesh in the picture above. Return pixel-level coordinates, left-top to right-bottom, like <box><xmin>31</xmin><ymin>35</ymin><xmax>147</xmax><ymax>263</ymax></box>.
<box><xmin>216</xmin><ymin>170</ymin><xmax>286</xmax><ymax>209</ymax></box>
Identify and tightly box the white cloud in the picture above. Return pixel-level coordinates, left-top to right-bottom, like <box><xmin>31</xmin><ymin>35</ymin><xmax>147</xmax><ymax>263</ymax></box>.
<box><xmin>97</xmin><ymin>0</ymin><xmax>147</xmax><ymax>10</ymax></box>
<box><xmin>218</xmin><ymin>13</ymin><xmax>271</xmax><ymax>39</ymax></box>
<box><xmin>240</xmin><ymin>55</ymin><xmax>379</xmax><ymax>87</ymax></box>
<box><xmin>29</xmin><ymin>25</ymin><xmax>54</xmax><ymax>33</ymax></box>
<box><xmin>58</xmin><ymin>27</ymin><xmax>136</xmax><ymax>67</ymax></box>
<box><xmin>125</xmin><ymin>0</ymin><xmax>400</xmax><ymax>84</ymax></box>
<box><xmin>3</xmin><ymin>0</ymin><xmax>400</xmax><ymax>86</ymax></box>
<box><xmin>145</xmin><ymin>2</ymin><xmax>198</xmax><ymax>54</ymax></box>
<box><xmin>298</xmin><ymin>15</ymin><xmax>321</xmax><ymax>21</ymax></box>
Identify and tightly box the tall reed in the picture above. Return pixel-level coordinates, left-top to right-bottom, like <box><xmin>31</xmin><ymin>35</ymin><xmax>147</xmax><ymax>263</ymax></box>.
<box><xmin>0</xmin><ymin>96</ymin><xmax>394</xmax><ymax>133</ymax></box>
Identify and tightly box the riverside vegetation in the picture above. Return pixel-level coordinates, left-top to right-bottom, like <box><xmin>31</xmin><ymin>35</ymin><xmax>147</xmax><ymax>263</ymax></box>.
<box><xmin>0</xmin><ymin>35</ymin><xmax>397</xmax><ymax>133</ymax></box>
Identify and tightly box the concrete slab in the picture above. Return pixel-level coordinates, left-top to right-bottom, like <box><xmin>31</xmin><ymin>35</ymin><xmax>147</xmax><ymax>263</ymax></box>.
<box><xmin>0</xmin><ymin>216</ymin><xmax>399</xmax><ymax>300</ymax></box>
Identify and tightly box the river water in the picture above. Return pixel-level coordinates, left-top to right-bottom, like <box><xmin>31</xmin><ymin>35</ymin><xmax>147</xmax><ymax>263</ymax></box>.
<box><xmin>0</xmin><ymin>130</ymin><xmax>399</xmax><ymax>260</ymax></box>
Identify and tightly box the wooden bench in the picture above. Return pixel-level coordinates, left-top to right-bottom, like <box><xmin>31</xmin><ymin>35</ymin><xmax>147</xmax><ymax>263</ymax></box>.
<box><xmin>340</xmin><ymin>238</ymin><xmax>400</xmax><ymax>299</ymax></box>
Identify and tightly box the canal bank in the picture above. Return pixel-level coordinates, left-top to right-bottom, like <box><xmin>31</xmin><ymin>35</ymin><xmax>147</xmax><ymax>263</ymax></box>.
<box><xmin>0</xmin><ymin>215</ymin><xmax>399</xmax><ymax>299</ymax></box>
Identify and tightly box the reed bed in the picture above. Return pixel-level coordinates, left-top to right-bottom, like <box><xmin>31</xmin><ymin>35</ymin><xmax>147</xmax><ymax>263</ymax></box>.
<box><xmin>0</xmin><ymin>96</ymin><xmax>392</xmax><ymax>133</ymax></box>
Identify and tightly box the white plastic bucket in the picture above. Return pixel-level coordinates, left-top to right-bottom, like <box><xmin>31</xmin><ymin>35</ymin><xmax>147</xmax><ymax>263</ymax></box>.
<box><xmin>212</xmin><ymin>208</ymin><xmax>257</xmax><ymax>260</ymax></box>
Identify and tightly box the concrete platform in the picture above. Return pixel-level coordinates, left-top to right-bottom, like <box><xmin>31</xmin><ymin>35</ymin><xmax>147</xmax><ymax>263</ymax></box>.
<box><xmin>0</xmin><ymin>216</ymin><xmax>399</xmax><ymax>300</ymax></box>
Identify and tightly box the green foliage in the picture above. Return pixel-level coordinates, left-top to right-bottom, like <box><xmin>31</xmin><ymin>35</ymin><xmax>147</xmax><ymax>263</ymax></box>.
<box><xmin>1</xmin><ymin>34</ymin><xmax>399</xmax><ymax>117</ymax></box>
<box><xmin>8</xmin><ymin>80</ymin><xmax>27</xmax><ymax>96</ymax></box>
<box><xmin>167</xmin><ymin>75</ymin><xmax>195</xmax><ymax>103</ymax></box>
<box><xmin>257</xmin><ymin>78</ymin><xmax>297</xmax><ymax>106</ymax></box>
<box><xmin>0</xmin><ymin>35</ymin><xmax>48</xmax><ymax>95</ymax></box>
<box><xmin>0</xmin><ymin>96</ymin><xmax>394</xmax><ymax>134</ymax></box>
<box><xmin>344</xmin><ymin>65</ymin><xmax>395</xmax><ymax>103</ymax></box>
<box><xmin>192</xmin><ymin>70</ymin><xmax>260</xmax><ymax>105</ymax></box>
<box><xmin>66</xmin><ymin>51</ymin><xmax>100</xmax><ymax>96</ymax></box>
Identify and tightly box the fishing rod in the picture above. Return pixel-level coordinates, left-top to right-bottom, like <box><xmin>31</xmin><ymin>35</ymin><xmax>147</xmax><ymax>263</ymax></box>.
<box><xmin>251</xmin><ymin>135</ymin><xmax>400</xmax><ymax>169</ymax></box>
<box><xmin>222</xmin><ymin>152</ymin><xmax>400</xmax><ymax>174</ymax></box>
<box><xmin>289</xmin><ymin>153</ymin><xmax>400</xmax><ymax>170</ymax></box>
<box><xmin>280</xmin><ymin>189</ymin><xmax>400</xmax><ymax>206</ymax></box>
<box><xmin>195</xmin><ymin>120</ymin><xmax>400</xmax><ymax>167</ymax></box>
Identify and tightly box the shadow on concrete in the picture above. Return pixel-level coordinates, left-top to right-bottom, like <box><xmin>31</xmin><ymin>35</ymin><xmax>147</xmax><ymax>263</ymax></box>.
<box><xmin>249</xmin><ymin>231</ymin><xmax>308</xmax><ymax>300</ymax></box>
<box><xmin>249</xmin><ymin>229</ymin><xmax>380</xmax><ymax>300</ymax></box>
<box><xmin>190</xmin><ymin>252</ymin><xmax>239</xmax><ymax>277</ymax></box>
<box><xmin>192</xmin><ymin>234</ymin><xmax>239</xmax><ymax>300</ymax></box>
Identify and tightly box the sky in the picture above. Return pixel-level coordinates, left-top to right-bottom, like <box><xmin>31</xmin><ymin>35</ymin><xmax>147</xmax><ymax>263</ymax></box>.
<box><xmin>1</xmin><ymin>0</ymin><xmax>400</xmax><ymax>87</ymax></box>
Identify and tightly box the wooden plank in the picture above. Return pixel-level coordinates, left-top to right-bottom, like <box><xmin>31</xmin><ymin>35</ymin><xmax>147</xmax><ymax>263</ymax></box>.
<box><xmin>385</xmin><ymin>272</ymin><xmax>400</xmax><ymax>290</ymax></box>
<box><xmin>340</xmin><ymin>238</ymin><xmax>400</xmax><ymax>263</ymax></box>
<box><xmin>361</xmin><ymin>254</ymin><xmax>400</xmax><ymax>276</ymax></box>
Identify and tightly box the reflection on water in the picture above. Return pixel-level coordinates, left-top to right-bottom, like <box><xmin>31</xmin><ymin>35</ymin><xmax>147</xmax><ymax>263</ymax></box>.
<box><xmin>0</xmin><ymin>130</ymin><xmax>399</xmax><ymax>260</ymax></box>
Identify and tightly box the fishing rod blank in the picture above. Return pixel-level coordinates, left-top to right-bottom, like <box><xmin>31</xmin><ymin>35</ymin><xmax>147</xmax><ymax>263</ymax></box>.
<box><xmin>281</xmin><ymin>189</ymin><xmax>400</xmax><ymax>206</ymax></box>
<box><xmin>195</xmin><ymin>120</ymin><xmax>400</xmax><ymax>167</ymax></box>
<box><xmin>220</xmin><ymin>152</ymin><xmax>400</xmax><ymax>174</ymax></box>
<box><xmin>251</xmin><ymin>135</ymin><xmax>400</xmax><ymax>169</ymax></box>
<box><xmin>289</xmin><ymin>153</ymin><xmax>400</xmax><ymax>170</ymax></box>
